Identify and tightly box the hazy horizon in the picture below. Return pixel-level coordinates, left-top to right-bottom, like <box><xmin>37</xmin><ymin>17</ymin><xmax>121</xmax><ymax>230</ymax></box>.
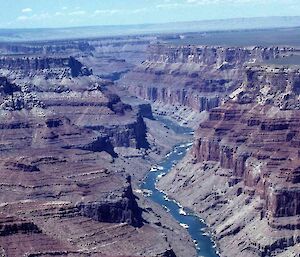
<box><xmin>0</xmin><ymin>15</ymin><xmax>300</xmax><ymax>31</ymax></box>
<box><xmin>1</xmin><ymin>0</ymin><xmax>300</xmax><ymax>29</ymax></box>
<box><xmin>1</xmin><ymin>16</ymin><xmax>300</xmax><ymax>42</ymax></box>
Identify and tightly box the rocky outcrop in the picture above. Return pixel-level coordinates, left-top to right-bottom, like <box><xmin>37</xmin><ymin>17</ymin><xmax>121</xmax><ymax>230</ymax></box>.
<box><xmin>84</xmin><ymin>115</ymin><xmax>149</xmax><ymax>149</ymax></box>
<box><xmin>77</xmin><ymin>175</ymin><xmax>143</xmax><ymax>227</ymax></box>
<box><xmin>0</xmin><ymin>40</ymin><xmax>94</xmax><ymax>55</ymax></box>
<box><xmin>239</xmin><ymin>65</ymin><xmax>300</xmax><ymax>109</ymax></box>
<box><xmin>0</xmin><ymin>216</ymin><xmax>41</xmax><ymax>236</ymax></box>
<box><xmin>0</xmin><ymin>76</ymin><xmax>43</xmax><ymax>110</ymax></box>
<box><xmin>131</xmin><ymin>102</ymin><xmax>154</xmax><ymax>120</ymax></box>
<box><xmin>120</xmin><ymin>44</ymin><xmax>294</xmax><ymax>112</ymax></box>
<box><xmin>0</xmin><ymin>56</ymin><xmax>92</xmax><ymax>78</ymax></box>
<box><xmin>147</xmin><ymin>44</ymin><xmax>289</xmax><ymax>65</ymax></box>
<box><xmin>0</xmin><ymin>55</ymin><xmax>149</xmax><ymax>149</ymax></box>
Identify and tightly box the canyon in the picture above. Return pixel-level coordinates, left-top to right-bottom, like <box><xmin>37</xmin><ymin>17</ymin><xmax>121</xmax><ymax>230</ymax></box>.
<box><xmin>152</xmin><ymin>46</ymin><xmax>300</xmax><ymax>256</ymax></box>
<box><xmin>0</xmin><ymin>39</ymin><xmax>196</xmax><ymax>257</ymax></box>
<box><xmin>0</xmin><ymin>30</ymin><xmax>299</xmax><ymax>257</ymax></box>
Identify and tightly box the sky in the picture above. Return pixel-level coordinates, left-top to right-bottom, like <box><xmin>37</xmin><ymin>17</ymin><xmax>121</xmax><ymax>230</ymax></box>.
<box><xmin>1</xmin><ymin>0</ymin><xmax>300</xmax><ymax>29</ymax></box>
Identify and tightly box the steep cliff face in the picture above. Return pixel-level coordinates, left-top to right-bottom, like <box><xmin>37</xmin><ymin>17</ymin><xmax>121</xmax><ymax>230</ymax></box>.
<box><xmin>77</xmin><ymin>175</ymin><xmax>143</xmax><ymax>227</ymax></box>
<box><xmin>147</xmin><ymin>45</ymin><xmax>288</xmax><ymax>65</ymax></box>
<box><xmin>159</xmin><ymin>65</ymin><xmax>300</xmax><ymax>257</ymax></box>
<box><xmin>84</xmin><ymin>114</ymin><xmax>149</xmax><ymax>149</ymax></box>
<box><xmin>0</xmin><ymin>40</ymin><xmax>94</xmax><ymax>55</ymax></box>
<box><xmin>120</xmin><ymin>44</ymin><xmax>293</xmax><ymax>112</ymax></box>
<box><xmin>192</xmin><ymin>103</ymin><xmax>300</xmax><ymax>218</ymax></box>
<box><xmin>0</xmin><ymin>56</ymin><xmax>92</xmax><ymax>78</ymax></box>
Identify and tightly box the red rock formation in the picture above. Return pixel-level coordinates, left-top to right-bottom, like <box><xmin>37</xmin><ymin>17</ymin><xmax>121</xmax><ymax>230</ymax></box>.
<box><xmin>120</xmin><ymin>44</ymin><xmax>294</xmax><ymax>112</ymax></box>
<box><xmin>181</xmin><ymin>63</ymin><xmax>300</xmax><ymax>255</ymax></box>
<box><xmin>0</xmin><ymin>59</ymin><xmax>176</xmax><ymax>256</ymax></box>
<box><xmin>193</xmin><ymin>102</ymin><xmax>299</xmax><ymax>214</ymax></box>
<box><xmin>151</xmin><ymin>46</ymin><xmax>300</xmax><ymax>255</ymax></box>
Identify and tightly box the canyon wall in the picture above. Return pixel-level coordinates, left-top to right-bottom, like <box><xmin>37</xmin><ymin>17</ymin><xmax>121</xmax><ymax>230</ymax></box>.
<box><xmin>0</xmin><ymin>48</ymin><xmax>191</xmax><ymax>257</ymax></box>
<box><xmin>0</xmin><ymin>37</ymin><xmax>153</xmax><ymax>82</ymax></box>
<box><xmin>159</xmin><ymin>64</ymin><xmax>300</xmax><ymax>257</ymax></box>
<box><xmin>0</xmin><ymin>56</ymin><xmax>92</xmax><ymax>78</ymax></box>
<box><xmin>0</xmin><ymin>40</ymin><xmax>94</xmax><ymax>55</ymax></box>
<box><xmin>118</xmin><ymin>43</ymin><xmax>300</xmax><ymax>256</ymax></box>
<box><xmin>120</xmin><ymin>44</ymin><xmax>293</xmax><ymax>112</ymax></box>
<box><xmin>2</xmin><ymin>35</ymin><xmax>299</xmax><ymax>257</ymax></box>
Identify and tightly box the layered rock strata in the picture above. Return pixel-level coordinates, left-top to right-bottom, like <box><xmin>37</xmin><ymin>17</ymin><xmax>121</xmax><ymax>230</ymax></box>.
<box><xmin>0</xmin><ymin>52</ymin><xmax>189</xmax><ymax>257</ymax></box>
<box><xmin>0</xmin><ymin>40</ymin><xmax>94</xmax><ymax>55</ymax></box>
<box><xmin>0</xmin><ymin>36</ymin><xmax>154</xmax><ymax>83</ymax></box>
<box><xmin>0</xmin><ymin>55</ymin><xmax>92</xmax><ymax>78</ymax></box>
<box><xmin>120</xmin><ymin>44</ymin><xmax>294</xmax><ymax>113</ymax></box>
<box><xmin>159</xmin><ymin>65</ymin><xmax>300</xmax><ymax>257</ymax></box>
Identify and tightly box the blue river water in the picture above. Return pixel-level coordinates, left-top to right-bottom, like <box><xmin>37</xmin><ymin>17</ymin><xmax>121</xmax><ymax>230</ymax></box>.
<box><xmin>141</xmin><ymin>116</ymin><xmax>219</xmax><ymax>257</ymax></box>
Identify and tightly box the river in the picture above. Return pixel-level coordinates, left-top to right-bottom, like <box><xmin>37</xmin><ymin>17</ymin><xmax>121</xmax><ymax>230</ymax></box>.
<box><xmin>141</xmin><ymin>116</ymin><xmax>220</xmax><ymax>257</ymax></box>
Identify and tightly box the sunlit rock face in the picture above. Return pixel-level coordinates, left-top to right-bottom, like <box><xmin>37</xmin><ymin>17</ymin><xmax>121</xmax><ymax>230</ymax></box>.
<box><xmin>120</xmin><ymin>44</ymin><xmax>294</xmax><ymax>112</ymax></box>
